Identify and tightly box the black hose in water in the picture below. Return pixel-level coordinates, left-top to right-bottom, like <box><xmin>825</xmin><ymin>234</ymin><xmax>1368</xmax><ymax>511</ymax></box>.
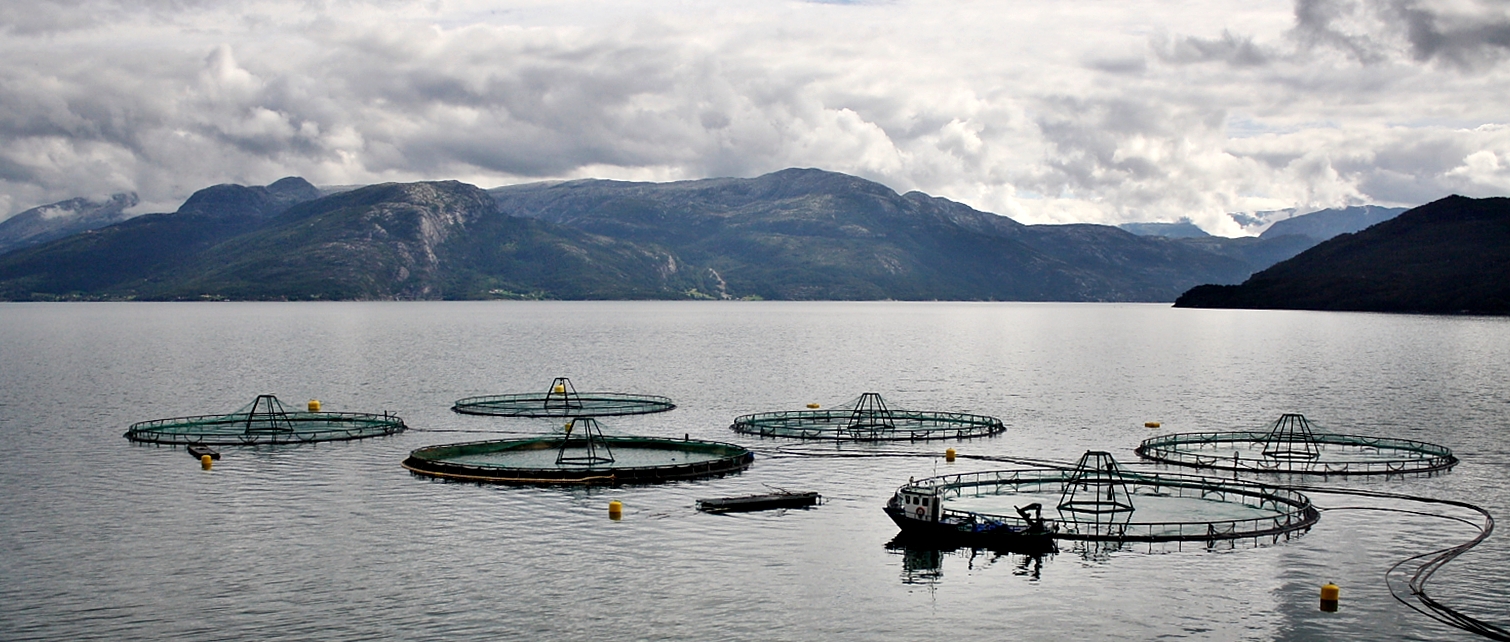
<box><xmin>1298</xmin><ymin>485</ymin><xmax>1507</xmax><ymax>641</ymax></box>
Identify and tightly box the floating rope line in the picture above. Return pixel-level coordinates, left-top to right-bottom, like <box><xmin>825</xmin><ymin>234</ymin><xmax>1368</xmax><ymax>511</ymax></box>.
<box><xmin>1299</xmin><ymin>486</ymin><xmax>1506</xmax><ymax>641</ymax></box>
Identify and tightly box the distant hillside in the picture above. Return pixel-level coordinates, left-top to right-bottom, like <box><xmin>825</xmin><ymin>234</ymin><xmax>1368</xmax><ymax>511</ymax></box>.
<box><xmin>1227</xmin><ymin>208</ymin><xmax>1298</xmax><ymax>235</ymax></box>
<box><xmin>1226</xmin><ymin>204</ymin><xmax>1409</xmax><ymax>238</ymax></box>
<box><xmin>1</xmin><ymin>168</ymin><xmax>1279</xmax><ymax>301</ymax></box>
<box><xmin>0</xmin><ymin>193</ymin><xmax>139</xmax><ymax>256</ymax></box>
<box><xmin>0</xmin><ymin>180</ymin><xmax>713</xmax><ymax>300</ymax></box>
<box><xmin>1118</xmin><ymin>220</ymin><xmax>1210</xmax><ymax>238</ymax></box>
<box><xmin>1173</xmin><ymin>234</ymin><xmax>1321</xmax><ymax>274</ymax></box>
<box><xmin>0</xmin><ymin>178</ymin><xmax>323</xmax><ymax>298</ymax></box>
<box><xmin>1259</xmin><ymin>205</ymin><xmax>1407</xmax><ymax>241</ymax></box>
<box><xmin>1175</xmin><ymin>195</ymin><xmax>1510</xmax><ymax>314</ymax></box>
<box><xmin>491</xmin><ymin>168</ymin><xmax>1252</xmax><ymax>301</ymax></box>
<box><xmin>1123</xmin><ymin>205</ymin><xmax>1412</xmax><ymax>275</ymax></box>
<box><xmin>174</xmin><ymin>176</ymin><xmax>321</xmax><ymax>219</ymax></box>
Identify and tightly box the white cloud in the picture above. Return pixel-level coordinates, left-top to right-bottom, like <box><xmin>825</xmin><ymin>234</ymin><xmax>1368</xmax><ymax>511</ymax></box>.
<box><xmin>0</xmin><ymin>0</ymin><xmax>1506</xmax><ymax>233</ymax></box>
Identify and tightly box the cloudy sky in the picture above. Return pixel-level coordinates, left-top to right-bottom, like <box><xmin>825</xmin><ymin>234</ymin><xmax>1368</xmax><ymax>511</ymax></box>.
<box><xmin>2</xmin><ymin>0</ymin><xmax>1508</xmax><ymax>234</ymax></box>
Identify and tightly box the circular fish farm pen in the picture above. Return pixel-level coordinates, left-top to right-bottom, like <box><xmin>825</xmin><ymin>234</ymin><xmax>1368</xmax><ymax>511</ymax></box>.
<box><xmin>123</xmin><ymin>394</ymin><xmax>407</xmax><ymax>446</ymax></box>
<box><xmin>900</xmin><ymin>451</ymin><xmax>1320</xmax><ymax>552</ymax></box>
<box><xmin>403</xmin><ymin>418</ymin><xmax>753</xmax><ymax>485</ymax></box>
<box><xmin>1135</xmin><ymin>413</ymin><xmax>1458</xmax><ymax>476</ymax></box>
<box><xmin>732</xmin><ymin>392</ymin><xmax>1004</xmax><ymax>441</ymax></box>
<box><xmin>452</xmin><ymin>377</ymin><xmax>675</xmax><ymax>418</ymax></box>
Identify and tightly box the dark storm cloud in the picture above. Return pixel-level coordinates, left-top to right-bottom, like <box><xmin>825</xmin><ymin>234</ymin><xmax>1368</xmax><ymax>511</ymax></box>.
<box><xmin>1394</xmin><ymin>0</ymin><xmax>1510</xmax><ymax>67</ymax></box>
<box><xmin>1291</xmin><ymin>0</ymin><xmax>1392</xmax><ymax>62</ymax></box>
<box><xmin>1292</xmin><ymin>0</ymin><xmax>1510</xmax><ymax>68</ymax></box>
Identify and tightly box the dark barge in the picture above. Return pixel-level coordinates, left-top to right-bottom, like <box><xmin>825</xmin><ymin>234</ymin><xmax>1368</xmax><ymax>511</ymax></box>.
<box><xmin>186</xmin><ymin>444</ymin><xmax>220</xmax><ymax>460</ymax></box>
<box><xmin>697</xmin><ymin>491</ymin><xmax>821</xmax><ymax>513</ymax></box>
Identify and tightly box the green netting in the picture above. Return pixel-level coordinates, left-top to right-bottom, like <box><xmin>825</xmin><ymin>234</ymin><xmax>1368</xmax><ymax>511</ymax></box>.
<box><xmin>452</xmin><ymin>377</ymin><xmax>675</xmax><ymax>417</ymax></box>
<box><xmin>403</xmin><ymin>432</ymin><xmax>754</xmax><ymax>485</ymax></box>
<box><xmin>1134</xmin><ymin>413</ymin><xmax>1457</xmax><ymax>476</ymax></box>
<box><xmin>895</xmin><ymin>452</ymin><xmax>1319</xmax><ymax>548</ymax></box>
<box><xmin>124</xmin><ymin>395</ymin><xmax>407</xmax><ymax>446</ymax></box>
<box><xmin>732</xmin><ymin>392</ymin><xmax>1004</xmax><ymax>441</ymax></box>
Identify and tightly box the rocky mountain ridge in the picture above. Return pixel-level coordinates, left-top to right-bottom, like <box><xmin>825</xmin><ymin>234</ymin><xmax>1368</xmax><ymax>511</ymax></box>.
<box><xmin>0</xmin><ymin>168</ymin><xmax>1383</xmax><ymax>302</ymax></box>
<box><xmin>0</xmin><ymin>193</ymin><xmax>140</xmax><ymax>256</ymax></box>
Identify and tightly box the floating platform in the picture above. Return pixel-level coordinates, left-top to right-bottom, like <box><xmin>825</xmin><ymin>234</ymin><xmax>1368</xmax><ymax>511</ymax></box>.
<box><xmin>186</xmin><ymin>444</ymin><xmax>220</xmax><ymax>460</ymax></box>
<box><xmin>890</xmin><ymin>451</ymin><xmax>1319</xmax><ymax>552</ymax></box>
<box><xmin>697</xmin><ymin>491</ymin><xmax>821</xmax><ymax>513</ymax></box>
<box><xmin>452</xmin><ymin>377</ymin><xmax>675</xmax><ymax>418</ymax></box>
<box><xmin>403</xmin><ymin>426</ymin><xmax>753</xmax><ymax>485</ymax></box>
<box><xmin>124</xmin><ymin>395</ymin><xmax>406</xmax><ymax>446</ymax></box>
<box><xmin>732</xmin><ymin>392</ymin><xmax>1004</xmax><ymax>441</ymax></box>
<box><xmin>1135</xmin><ymin>413</ymin><xmax>1457</xmax><ymax>476</ymax></box>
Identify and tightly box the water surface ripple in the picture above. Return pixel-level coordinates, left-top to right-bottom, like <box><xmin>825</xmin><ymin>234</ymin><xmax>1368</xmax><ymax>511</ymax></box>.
<box><xmin>0</xmin><ymin>302</ymin><xmax>1506</xmax><ymax>641</ymax></box>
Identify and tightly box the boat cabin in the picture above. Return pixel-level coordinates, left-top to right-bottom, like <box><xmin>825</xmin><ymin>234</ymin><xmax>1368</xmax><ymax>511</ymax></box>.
<box><xmin>894</xmin><ymin>486</ymin><xmax>944</xmax><ymax>523</ymax></box>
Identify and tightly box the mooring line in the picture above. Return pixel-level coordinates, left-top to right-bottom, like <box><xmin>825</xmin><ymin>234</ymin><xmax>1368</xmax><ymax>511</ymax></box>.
<box><xmin>1295</xmin><ymin>485</ymin><xmax>1506</xmax><ymax>641</ymax></box>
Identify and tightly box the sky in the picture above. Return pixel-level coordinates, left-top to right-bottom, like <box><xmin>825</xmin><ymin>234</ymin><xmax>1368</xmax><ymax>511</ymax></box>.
<box><xmin>1</xmin><ymin>0</ymin><xmax>1508</xmax><ymax>235</ymax></box>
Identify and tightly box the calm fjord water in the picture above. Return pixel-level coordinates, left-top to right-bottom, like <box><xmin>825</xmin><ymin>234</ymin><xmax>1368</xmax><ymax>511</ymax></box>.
<box><xmin>0</xmin><ymin>301</ymin><xmax>1506</xmax><ymax>641</ymax></box>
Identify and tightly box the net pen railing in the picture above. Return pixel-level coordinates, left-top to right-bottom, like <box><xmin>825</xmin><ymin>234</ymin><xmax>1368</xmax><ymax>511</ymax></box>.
<box><xmin>452</xmin><ymin>392</ymin><xmax>675</xmax><ymax>417</ymax></box>
<box><xmin>125</xmin><ymin>411</ymin><xmax>406</xmax><ymax>445</ymax></box>
<box><xmin>1135</xmin><ymin>431</ymin><xmax>1457</xmax><ymax>475</ymax></box>
<box><xmin>907</xmin><ymin>468</ymin><xmax>1319</xmax><ymax>543</ymax></box>
<box><xmin>731</xmin><ymin>409</ymin><xmax>1004</xmax><ymax>441</ymax></box>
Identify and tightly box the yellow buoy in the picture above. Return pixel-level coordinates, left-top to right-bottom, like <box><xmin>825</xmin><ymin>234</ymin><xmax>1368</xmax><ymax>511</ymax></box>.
<box><xmin>200</xmin><ymin>454</ymin><xmax>213</xmax><ymax>470</ymax></box>
<box><xmin>945</xmin><ymin>447</ymin><xmax>957</xmax><ymax>462</ymax></box>
<box><xmin>1144</xmin><ymin>421</ymin><xmax>1161</xmax><ymax>428</ymax></box>
<box><xmin>806</xmin><ymin>403</ymin><xmax>820</xmax><ymax>409</ymax></box>
<box><xmin>608</xmin><ymin>500</ymin><xmax>623</xmax><ymax>520</ymax></box>
<box><xmin>308</xmin><ymin>399</ymin><xmax>321</xmax><ymax>412</ymax></box>
<box><xmin>553</xmin><ymin>384</ymin><xmax>565</xmax><ymax>394</ymax></box>
<box><xmin>1320</xmin><ymin>583</ymin><xmax>1340</xmax><ymax>612</ymax></box>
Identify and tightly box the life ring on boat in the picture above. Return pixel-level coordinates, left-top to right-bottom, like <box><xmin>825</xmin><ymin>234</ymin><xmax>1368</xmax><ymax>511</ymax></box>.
<box><xmin>915</xmin><ymin>506</ymin><xmax>925</xmax><ymax>519</ymax></box>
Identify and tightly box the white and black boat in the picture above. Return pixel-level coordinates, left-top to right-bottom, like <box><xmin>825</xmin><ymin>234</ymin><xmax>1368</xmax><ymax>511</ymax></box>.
<box><xmin>884</xmin><ymin>485</ymin><xmax>1054</xmax><ymax>553</ymax></box>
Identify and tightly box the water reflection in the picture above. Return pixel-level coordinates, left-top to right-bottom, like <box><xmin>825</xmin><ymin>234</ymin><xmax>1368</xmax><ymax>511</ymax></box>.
<box><xmin>1063</xmin><ymin>539</ymin><xmax>1127</xmax><ymax>561</ymax></box>
<box><xmin>884</xmin><ymin>535</ymin><xmax>1051</xmax><ymax>585</ymax></box>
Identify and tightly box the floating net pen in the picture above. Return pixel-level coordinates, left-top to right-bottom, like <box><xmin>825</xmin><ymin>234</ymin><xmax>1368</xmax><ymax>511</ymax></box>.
<box><xmin>453</xmin><ymin>377</ymin><xmax>675</xmax><ymax>418</ymax></box>
<box><xmin>894</xmin><ymin>451</ymin><xmax>1320</xmax><ymax>551</ymax></box>
<box><xmin>124</xmin><ymin>394</ymin><xmax>406</xmax><ymax>446</ymax></box>
<box><xmin>403</xmin><ymin>417</ymin><xmax>753</xmax><ymax>485</ymax></box>
<box><xmin>732</xmin><ymin>392</ymin><xmax>1004</xmax><ymax>441</ymax></box>
<box><xmin>1134</xmin><ymin>413</ymin><xmax>1457</xmax><ymax>476</ymax></box>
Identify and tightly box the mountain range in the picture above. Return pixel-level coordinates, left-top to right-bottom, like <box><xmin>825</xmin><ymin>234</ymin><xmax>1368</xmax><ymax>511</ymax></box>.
<box><xmin>1175</xmin><ymin>195</ymin><xmax>1510</xmax><ymax>314</ymax></box>
<box><xmin>0</xmin><ymin>193</ymin><xmax>139</xmax><ymax>256</ymax></box>
<box><xmin>1120</xmin><ymin>205</ymin><xmax>1408</xmax><ymax>243</ymax></box>
<box><xmin>0</xmin><ymin>169</ymin><xmax>1427</xmax><ymax>302</ymax></box>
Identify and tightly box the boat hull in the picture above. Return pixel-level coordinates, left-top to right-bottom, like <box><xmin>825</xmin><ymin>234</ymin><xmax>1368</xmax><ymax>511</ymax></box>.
<box><xmin>884</xmin><ymin>505</ymin><xmax>1054</xmax><ymax>553</ymax></box>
